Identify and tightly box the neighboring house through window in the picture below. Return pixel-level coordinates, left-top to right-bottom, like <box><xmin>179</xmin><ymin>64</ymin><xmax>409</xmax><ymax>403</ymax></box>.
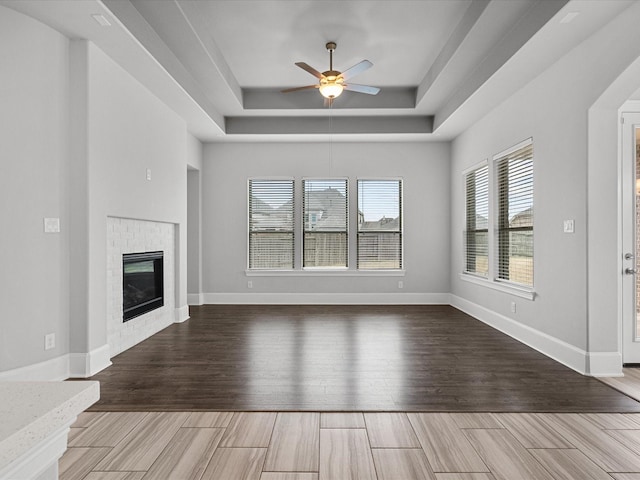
<box><xmin>357</xmin><ymin>179</ymin><xmax>402</xmax><ymax>269</ymax></box>
<box><xmin>302</xmin><ymin>179</ymin><xmax>348</xmax><ymax>268</ymax></box>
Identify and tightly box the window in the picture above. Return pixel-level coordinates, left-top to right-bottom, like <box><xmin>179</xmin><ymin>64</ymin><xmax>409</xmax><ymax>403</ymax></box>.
<box><xmin>302</xmin><ymin>179</ymin><xmax>348</xmax><ymax>268</ymax></box>
<box><xmin>248</xmin><ymin>179</ymin><xmax>294</xmax><ymax>269</ymax></box>
<box><xmin>357</xmin><ymin>180</ymin><xmax>402</xmax><ymax>269</ymax></box>
<box><xmin>464</xmin><ymin>164</ymin><xmax>489</xmax><ymax>277</ymax></box>
<box><xmin>495</xmin><ymin>140</ymin><xmax>534</xmax><ymax>287</ymax></box>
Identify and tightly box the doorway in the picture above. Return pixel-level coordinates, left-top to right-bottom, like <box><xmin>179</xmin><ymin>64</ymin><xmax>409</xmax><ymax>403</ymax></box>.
<box><xmin>622</xmin><ymin>113</ymin><xmax>640</xmax><ymax>364</ymax></box>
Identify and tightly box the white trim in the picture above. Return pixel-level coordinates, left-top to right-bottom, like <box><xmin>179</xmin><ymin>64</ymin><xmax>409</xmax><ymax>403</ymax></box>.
<box><xmin>0</xmin><ymin>355</ymin><xmax>70</xmax><ymax>381</ymax></box>
<box><xmin>492</xmin><ymin>137</ymin><xmax>533</xmax><ymax>161</ymax></box>
<box><xmin>187</xmin><ymin>293</ymin><xmax>204</xmax><ymax>305</ymax></box>
<box><xmin>68</xmin><ymin>344</ymin><xmax>112</xmax><ymax>378</ymax></box>
<box><xmin>203</xmin><ymin>292</ymin><xmax>449</xmax><ymax>305</ymax></box>
<box><xmin>175</xmin><ymin>305</ymin><xmax>190</xmax><ymax>323</ymax></box>
<box><xmin>246</xmin><ymin>269</ymin><xmax>406</xmax><ymax>277</ymax></box>
<box><xmin>450</xmin><ymin>294</ymin><xmax>588</xmax><ymax>375</ymax></box>
<box><xmin>461</xmin><ymin>159</ymin><xmax>489</xmax><ymax>177</ymax></box>
<box><xmin>0</xmin><ymin>344</ymin><xmax>112</xmax><ymax>381</ymax></box>
<box><xmin>588</xmin><ymin>352</ymin><xmax>623</xmax><ymax>377</ymax></box>
<box><xmin>459</xmin><ymin>273</ymin><xmax>536</xmax><ymax>300</ymax></box>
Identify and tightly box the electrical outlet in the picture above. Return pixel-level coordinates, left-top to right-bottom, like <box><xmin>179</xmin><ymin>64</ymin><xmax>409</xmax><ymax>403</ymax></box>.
<box><xmin>247</xmin><ymin>280</ymin><xmax>253</xmax><ymax>289</ymax></box>
<box><xmin>146</xmin><ymin>168</ymin><xmax>152</xmax><ymax>181</ymax></box>
<box><xmin>44</xmin><ymin>218</ymin><xmax>60</xmax><ymax>233</ymax></box>
<box><xmin>44</xmin><ymin>333</ymin><xmax>55</xmax><ymax>350</ymax></box>
<box><xmin>398</xmin><ymin>281</ymin><xmax>403</xmax><ymax>289</ymax></box>
<box><xmin>510</xmin><ymin>302</ymin><xmax>517</xmax><ymax>313</ymax></box>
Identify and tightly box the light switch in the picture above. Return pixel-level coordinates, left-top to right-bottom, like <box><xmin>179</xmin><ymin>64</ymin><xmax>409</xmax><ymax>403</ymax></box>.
<box><xmin>563</xmin><ymin>219</ymin><xmax>575</xmax><ymax>233</ymax></box>
<box><xmin>44</xmin><ymin>218</ymin><xmax>60</xmax><ymax>233</ymax></box>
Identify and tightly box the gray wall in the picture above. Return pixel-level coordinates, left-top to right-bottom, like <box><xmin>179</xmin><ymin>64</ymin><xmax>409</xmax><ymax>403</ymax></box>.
<box><xmin>450</xmin><ymin>1</ymin><xmax>640</xmax><ymax>357</ymax></box>
<box><xmin>0</xmin><ymin>6</ymin><xmax>193</xmax><ymax>375</ymax></box>
<box><xmin>84</xmin><ymin>42</ymin><xmax>189</xmax><ymax>352</ymax></box>
<box><xmin>0</xmin><ymin>6</ymin><xmax>71</xmax><ymax>370</ymax></box>
<box><xmin>202</xmin><ymin>141</ymin><xmax>451</xmax><ymax>301</ymax></box>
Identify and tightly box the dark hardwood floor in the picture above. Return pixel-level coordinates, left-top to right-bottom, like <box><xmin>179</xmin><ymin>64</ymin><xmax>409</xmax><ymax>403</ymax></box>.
<box><xmin>88</xmin><ymin>304</ymin><xmax>640</xmax><ymax>412</ymax></box>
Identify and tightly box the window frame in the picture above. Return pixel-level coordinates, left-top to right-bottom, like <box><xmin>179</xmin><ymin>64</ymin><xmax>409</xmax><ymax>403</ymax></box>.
<box><xmin>356</xmin><ymin>178</ymin><xmax>403</xmax><ymax>270</ymax></box>
<box><xmin>247</xmin><ymin>177</ymin><xmax>295</xmax><ymax>271</ymax></box>
<box><xmin>494</xmin><ymin>138</ymin><xmax>534</xmax><ymax>289</ymax></box>
<box><xmin>460</xmin><ymin>139</ymin><xmax>535</xmax><ymax>300</ymax></box>
<box><xmin>301</xmin><ymin>178</ymin><xmax>349</xmax><ymax>270</ymax></box>
<box><xmin>462</xmin><ymin>161</ymin><xmax>489</xmax><ymax>279</ymax></box>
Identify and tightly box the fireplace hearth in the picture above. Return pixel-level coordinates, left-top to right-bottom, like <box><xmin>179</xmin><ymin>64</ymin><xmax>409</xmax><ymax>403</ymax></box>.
<box><xmin>122</xmin><ymin>251</ymin><xmax>164</xmax><ymax>321</ymax></box>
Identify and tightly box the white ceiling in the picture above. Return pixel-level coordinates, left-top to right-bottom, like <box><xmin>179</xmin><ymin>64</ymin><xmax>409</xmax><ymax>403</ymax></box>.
<box><xmin>1</xmin><ymin>0</ymin><xmax>635</xmax><ymax>142</ymax></box>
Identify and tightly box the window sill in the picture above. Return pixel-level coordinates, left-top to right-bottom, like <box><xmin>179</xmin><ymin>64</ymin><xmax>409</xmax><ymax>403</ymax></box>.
<box><xmin>459</xmin><ymin>272</ymin><xmax>535</xmax><ymax>300</ymax></box>
<box><xmin>246</xmin><ymin>269</ymin><xmax>406</xmax><ymax>277</ymax></box>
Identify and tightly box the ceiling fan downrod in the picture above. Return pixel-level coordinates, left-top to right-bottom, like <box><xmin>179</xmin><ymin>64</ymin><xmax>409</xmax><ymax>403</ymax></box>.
<box><xmin>326</xmin><ymin>42</ymin><xmax>336</xmax><ymax>72</ymax></box>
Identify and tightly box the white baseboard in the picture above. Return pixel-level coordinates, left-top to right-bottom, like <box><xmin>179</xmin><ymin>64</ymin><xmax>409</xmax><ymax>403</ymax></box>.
<box><xmin>68</xmin><ymin>344</ymin><xmax>112</xmax><ymax>378</ymax></box>
<box><xmin>0</xmin><ymin>345</ymin><xmax>112</xmax><ymax>381</ymax></box>
<box><xmin>0</xmin><ymin>355</ymin><xmax>70</xmax><ymax>381</ymax></box>
<box><xmin>587</xmin><ymin>352</ymin><xmax>623</xmax><ymax>377</ymax></box>
<box><xmin>0</xmin><ymin>296</ymin><xmax>619</xmax><ymax>380</ymax></box>
<box><xmin>187</xmin><ymin>293</ymin><xmax>204</xmax><ymax>306</ymax></box>
<box><xmin>175</xmin><ymin>305</ymin><xmax>190</xmax><ymax>323</ymax></box>
<box><xmin>202</xmin><ymin>292</ymin><xmax>450</xmax><ymax>305</ymax></box>
<box><xmin>450</xmin><ymin>294</ymin><xmax>590</xmax><ymax>375</ymax></box>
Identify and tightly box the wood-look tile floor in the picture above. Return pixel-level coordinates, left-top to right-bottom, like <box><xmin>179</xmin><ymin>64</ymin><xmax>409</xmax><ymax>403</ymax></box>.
<box><xmin>61</xmin><ymin>410</ymin><xmax>640</xmax><ymax>480</ymax></box>
<box><xmin>600</xmin><ymin>368</ymin><xmax>640</xmax><ymax>403</ymax></box>
<box><xmin>88</xmin><ymin>305</ymin><xmax>640</xmax><ymax>412</ymax></box>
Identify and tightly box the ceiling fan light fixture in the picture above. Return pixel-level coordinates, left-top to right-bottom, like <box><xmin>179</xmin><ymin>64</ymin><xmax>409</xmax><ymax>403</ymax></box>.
<box><xmin>319</xmin><ymin>76</ymin><xmax>344</xmax><ymax>99</ymax></box>
<box><xmin>282</xmin><ymin>42</ymin><xmax>377</xmax><ymax>103</ymax></box>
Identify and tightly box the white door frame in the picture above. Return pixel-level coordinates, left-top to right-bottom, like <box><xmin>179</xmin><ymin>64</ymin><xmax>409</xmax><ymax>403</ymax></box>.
<box><xmin>621</xmin><ymin>111</ymin><xmax>640</xmax><ymax>364</ymax></box>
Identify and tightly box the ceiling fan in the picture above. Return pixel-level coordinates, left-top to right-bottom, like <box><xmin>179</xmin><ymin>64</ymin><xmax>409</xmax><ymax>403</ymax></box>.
<box><xmin>282</xmin><ymin>42</ymin><xmax>380</xmax><ymax>105</ymax></box>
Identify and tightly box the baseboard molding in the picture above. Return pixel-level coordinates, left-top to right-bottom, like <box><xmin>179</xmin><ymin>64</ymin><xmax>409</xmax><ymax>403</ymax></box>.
<box><xmin>68</xmin><ymin>344</ymin><xmax>112</xmax><ymax>378</ymax></box>
<box><xmin>175</xmin><ymin>305</ymin><xmax>190</xmax><ymax>323</ymax></box>
<box><xmin>0</xmin><ymin>296</ymin><xmax>618</xmax><ymax>380</ymax></box>
<box><xmin>187</xmin><ymin>293</ymin><xmax>204</xmax><ymax>306</ymax></box>
<box><xmin>202</xmin><ymin>292</ymin><xmax>451</xmax><ymax>305</ymax></box>
<box><xmin>0</xmin><ymin>354</ymin><xmax>70</xmax><ymax>381</ymax></box>
<box><xmin>450</xmin><ymin>294</ymin><xmax>591</xmax><ymax>375</ymax></box>
<box><xmin>588</xmin><ymin>351</ymin><xmax>623</xmax><ymax>377</ymax></box>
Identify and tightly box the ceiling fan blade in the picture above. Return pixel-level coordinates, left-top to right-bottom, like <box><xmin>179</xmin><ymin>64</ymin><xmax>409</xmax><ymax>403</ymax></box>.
<box><xmin>344</xmin><ymin>83</ymin><xmax>380</xmax><ymax>95</ymax></box>
<box><xmin>281</xmin><ymin>85</ymin><xmax>318</xmax><ymax>93</ymax></box>
<box><xmin>295</xmin><ymin>62</ymin><xmax>324</xmax><ymax>79</ymax></box>
<box><xmin>339</xmin><ymin>60</ymin><xmax>373</xmax><ymax>80</ymax></box>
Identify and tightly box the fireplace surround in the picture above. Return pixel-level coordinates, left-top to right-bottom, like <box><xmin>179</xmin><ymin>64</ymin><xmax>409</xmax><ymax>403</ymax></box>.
<box><xmin>122</xmin><ymin>251</ymin><xmax>164</xmax><ymax>321</ymax></box>
<box><xmin>107</xmin><ymin>217</ymin><xmax>175</xmax><ymax>357</ymax></box>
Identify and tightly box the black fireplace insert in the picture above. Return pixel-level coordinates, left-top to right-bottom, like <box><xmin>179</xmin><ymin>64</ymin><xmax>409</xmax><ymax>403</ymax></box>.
<box><xmin>122</xmin><ymin>251</ymin><xmax>164</xmax><ymax>321</ymax></box>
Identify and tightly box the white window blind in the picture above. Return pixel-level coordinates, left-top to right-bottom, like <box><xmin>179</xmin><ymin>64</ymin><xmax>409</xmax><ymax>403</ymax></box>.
<box><xmin>357</xmin><ymin>180</ymin><xmax>402</xmax><ymax>269</ymax></box>
<box><xmin>302</xmin><ymin>179</ymin><xmax>348</xmax><ymax>268</ymax></box>
<box><xmin>248</xmin><ymin>179</ymin><xmax>294</xmax><ymax>269</ymax></box>
<box><xmin>465</xmin><ymin>165</ymin><xmax>489</xmax><ymax>277</ymax></box>
<box><xmin>496</xmin><ymin>141</ymin><xmax>534</xmax><ymax>287</ymax></box>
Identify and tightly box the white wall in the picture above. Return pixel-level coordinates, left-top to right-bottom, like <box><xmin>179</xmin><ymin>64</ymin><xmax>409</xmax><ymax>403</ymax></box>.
<box><xmin>450</xmin><ymin>1</ymin><xmax>640</xmax><ymax>375</ymax></box>
<box><xmin>0</xmin><ymin>6</ymin><xmax>70</xmax><ymax>372</ymax></box>
<box><xmin>202</xmin><ymin>141</ymin><xmax>451</xmax><ymax>303</ymax></box>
